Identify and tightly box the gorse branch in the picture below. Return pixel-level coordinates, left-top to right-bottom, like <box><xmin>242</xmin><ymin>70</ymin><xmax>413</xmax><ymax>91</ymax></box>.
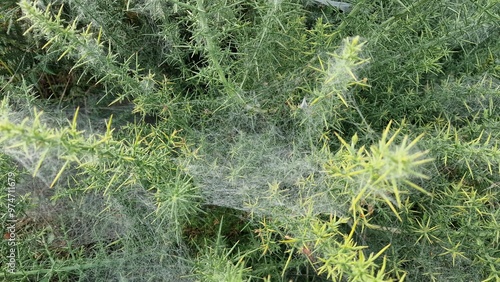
<box><xmin>325</xmin><ymin>121</ymin><xmax>432</xmax><ymax>221</ymax></box>
<box><xmin>18</xmin><ymin>0</ymin><xmax>154</xmax><ymax>105</ymax></box>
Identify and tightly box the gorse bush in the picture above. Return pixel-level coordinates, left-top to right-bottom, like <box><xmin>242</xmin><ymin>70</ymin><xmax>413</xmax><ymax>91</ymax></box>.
<box><xmin>1</xmin><ymin>0</ymin><xmax>499</xmax><ymax>281</ymax></box>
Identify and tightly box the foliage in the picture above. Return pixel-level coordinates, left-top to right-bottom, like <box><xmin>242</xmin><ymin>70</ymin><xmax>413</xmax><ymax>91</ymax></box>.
<box><xmin>1</xmin><ymin>0</ymin><xmax>499</xmax><ymax>281</ymax></box>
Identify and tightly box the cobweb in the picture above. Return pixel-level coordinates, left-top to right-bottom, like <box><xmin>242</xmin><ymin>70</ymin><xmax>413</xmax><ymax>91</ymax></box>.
<box><xmin>182</xmin><ymin>39</ymin><xmax>366</xmax><ymax>220</ymax></box>
<box><xmin>0</xmin><ymin>101</ymin><xmax>194</xmax><ymax>281</ymax></box>
<box><xmin>184</xmin><ymin>105</ymin><xmax>350</xmax><ymax>220</ymax></box>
